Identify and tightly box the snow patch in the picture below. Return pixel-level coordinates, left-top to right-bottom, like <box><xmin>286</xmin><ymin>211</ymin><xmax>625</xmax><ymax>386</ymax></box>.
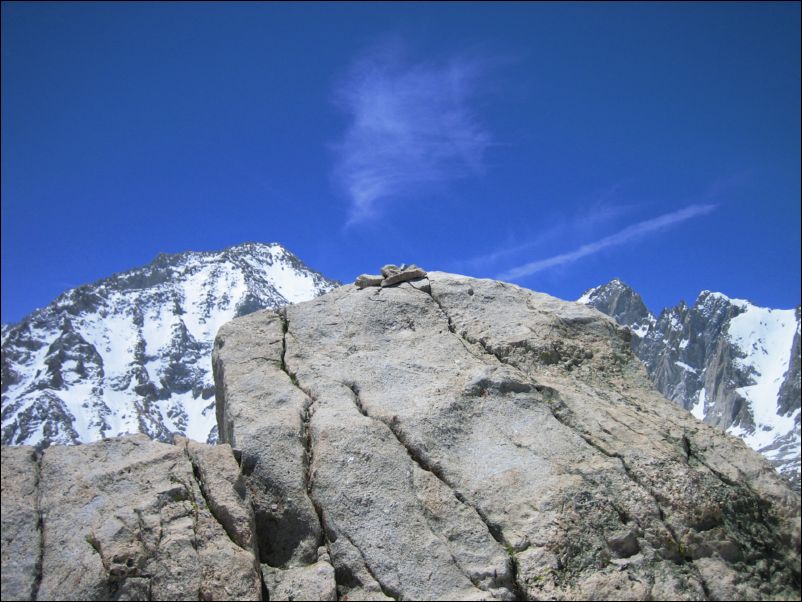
<box><xmin>726</xmin><ymin>304</ymin><xmax>798</xmax><ymax>452</ymax></box>
<box><xmin>691</xmin><ymin>388</ymin><xmax>706</xmax><ymax>421</ymax></box>
<box><xmin>576</xmin><ymin>286</ymin><xmax>599</xmax><ymax>305</ymax></box>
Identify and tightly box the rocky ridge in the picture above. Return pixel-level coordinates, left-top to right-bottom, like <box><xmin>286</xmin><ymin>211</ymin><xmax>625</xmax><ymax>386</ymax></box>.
<box><xmin>1</xmin><ymin>242</ymin><xmax>337</xmax><ymax>448</ymax></box>
<box><xmin>212</xmin><ymin>270</ymin><xmax>801</xmax><ymax>600</ymax></box>
<box><xmin>578</xmin><ymin>279</ymin><xmax>801</xmax><ymax>489</ymax></box>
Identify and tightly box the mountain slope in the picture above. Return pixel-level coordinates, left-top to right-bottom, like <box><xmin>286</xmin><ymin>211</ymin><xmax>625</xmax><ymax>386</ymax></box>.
<box><xmin>579</xmin><ymin>280</ymin><xmax>801</xmax><ymax>489</ymax></box>
<box><xmin>1</xmin><ymin>242</ymin><xmax>338</xmax><ymax>447</ymax></box>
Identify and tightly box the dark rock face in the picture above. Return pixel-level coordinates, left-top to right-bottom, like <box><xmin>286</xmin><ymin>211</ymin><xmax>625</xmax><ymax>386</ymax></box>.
<box><xmin>778</xmin><ymin>306</ymin><xmax>801</xmax><ymax>417</ymax></box>
<box><xmin>577</xmin><ymin>278</ymin><xmax>654</xmax><ymax>341</ymax></box>
<box><xmin>1</xmin><ymin>243</ymin><xmax>338</xmax><ymax>448</ymax></box>
<box><xmin>580</xmin><ymin>281</ymin><xmax>801</xmax><ymax>490</ymax></box>
<box><xmin>213</xmin><ymin>272</ymin><xmax>801</xmax><ymax>601</ymax></box>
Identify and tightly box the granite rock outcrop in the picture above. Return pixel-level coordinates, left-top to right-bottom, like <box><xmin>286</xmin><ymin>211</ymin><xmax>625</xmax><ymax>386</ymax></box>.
<box><xmin>1</xmin><ymin>435</ymin><xmax>262</xmax><ymax>601</ymax></box>
<box><xmin>3</xmin><ymin>270</ymin><xmax>799</xmax><ymax>601</ymax></box>
<box><xmin>213</xmin><ymin>271</ymin><xmax>801</xmax><ymax>600</ymax></box>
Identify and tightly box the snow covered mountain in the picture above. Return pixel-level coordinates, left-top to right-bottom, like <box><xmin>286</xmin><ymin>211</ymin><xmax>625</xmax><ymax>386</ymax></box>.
<box><xmin>1</xmin><ymin>242</ymin><xmax>338</xmax><ymax>447</ymax></box>
<box><xmin>579</xmin><ymin>279</ymin><xmax>801</xmax><ymax>489</ymax></box>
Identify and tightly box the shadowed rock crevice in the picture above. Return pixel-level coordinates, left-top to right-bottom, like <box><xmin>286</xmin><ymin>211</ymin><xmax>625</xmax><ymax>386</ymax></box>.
<box><xmin>32</xmin><ymin>450</ymin><xmax>44</xmax><ymax>602</ymax></box>
<box><xmin>417</xmin><ymin>285</ymin><xmax>488</xmax><ymax>363</ymax></box>
<box><xmin>341</xmin><ymin>532</ymin><xmax>401</xmax><ymax>601</ymax></box>
<box><xmin>270</xmin><ymin>308</ymin><xmax>340</xmax><ymax>601</ymax></box>
<box><xmin>278</xmin><ymin>308</ymin><xmax>323</xmax><ymax>537</ymax></box>
<box><xmin>187</xmin><ymin>450</ymin><xmax>237</xmax><ymax>548</ymax></box>
<box><xmin>179</xmin><ymin>438</ymin><xmax>259</xmax><ymax>562</ymax></box>
<box><xmin>343</xmin><ymin>381</ymin><xmax>520</xmax><ymax>598</ymax></box>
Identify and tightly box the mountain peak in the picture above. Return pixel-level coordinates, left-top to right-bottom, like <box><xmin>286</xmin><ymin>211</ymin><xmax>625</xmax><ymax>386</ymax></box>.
<box><xmin>577</xmin><ymin>279</ymin><xmax>654</xmax><ymax>336</ymax></box>
<box><xmin>577</xmin><ymin>278</ymin><xmax>634</xmax><ymax>303</ymax></box>
<box><xmin>1</xmin><ymin>243</ymin><xmax>339</xmax><ymax>447</ymax></box>
<box><xmin>589</xmin><ymin>281</ymin><xmax>801</xmax><ymax>489</ymax></box>
<box><xmin>607</xmin><ymin>277</ymin><xmax>631</xmax><ymax>288</ymax></box>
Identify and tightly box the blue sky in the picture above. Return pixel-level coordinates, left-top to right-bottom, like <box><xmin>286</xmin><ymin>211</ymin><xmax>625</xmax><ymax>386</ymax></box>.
<box><xmin>2</xmin><ymin>2</ymin><xmax>800</xmax><ymax>324</ymax></box>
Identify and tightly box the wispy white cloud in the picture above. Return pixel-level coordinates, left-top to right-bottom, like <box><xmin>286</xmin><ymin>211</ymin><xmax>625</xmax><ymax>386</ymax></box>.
<box><xmin>333</xmin><ymin>42</ymin><xmax>492</xmax><ymax>224</ymax></box>
<box><xmin>456</xmin><ymin>200</ymin><xmax>638</xmax><ymax>271</ymax></box>
<box><xmin>496</xmin><ymin>204</ymin><xmax>718</xmax><ymax>281</ymax></box>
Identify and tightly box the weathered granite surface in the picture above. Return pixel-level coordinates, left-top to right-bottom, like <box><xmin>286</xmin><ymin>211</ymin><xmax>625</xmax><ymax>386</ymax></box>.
<box><xmin>1</xmin><ymin>446</ymin><xmax>41</xmax><ymax>601</ymax></box>
<box><xmin>4</xmin><ymin>271</ymin><xmax>800</xmax><ymax>601</ymax></box>
<box><xmin>212</xmin><ymin>272</ymin><xmax>801</xmax><ymax>601</ymax></box>
<box><xmin>1</xmin><ymin>435</ymin><xmax>261</xmax><ymax>601</ymax></box>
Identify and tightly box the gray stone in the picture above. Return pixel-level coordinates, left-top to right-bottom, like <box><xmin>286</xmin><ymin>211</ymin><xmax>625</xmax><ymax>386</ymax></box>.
<box><xmin>0</xmin><ymin>446</ymin><xmax>40</xmax><ymax>601</ymax></box>
<box><xmin>262</xmin><ymin>551</ymin><xmax>336</xmax><ymax>601</ymax></box>
<box><xmin>380</xmin><ymin>264</ymin><xmax>400</xmax><ymax>278</ymax></box>
<box><xmin>381</xmin><ymin>267</ymin><xmax>428</xmax><ymax>287</ymax></box>
<box><xmin>606</xmin><ymin>529</ymin><xmax>640</xmax><ymax>558</ymax></box>
<box><xmin>212</xmin><ymin>272</ymin><xmax>802</xmax><ymax>600</ymax></box>
<box><xmin>355</xmin><ymin>274</ymin><xmax>383</xmax><ymax>288</ymax></box>
<box><xmin>1</xmin><ymin>434</ymin><xmax>262</xmax><ymax>601</ymax></box>
<box><xmin>213</xmin><ymin>309</ymin><xmax>322</xmax><ymax>568</ymax></box>
<box><xmin>179</xmin><ymin>437</ymin><xmax>258</xmax><ymax>557</ymax></box>
<box><xmin>374</xmin><ymin>263</ymin><xmax>429</xmax><ymax>287</ymax></box>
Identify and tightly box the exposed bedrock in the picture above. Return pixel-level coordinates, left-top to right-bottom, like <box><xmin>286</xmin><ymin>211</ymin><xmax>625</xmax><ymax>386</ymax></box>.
<box><xmin>212</xmin><ymin>272</ymin><xmax>801</xmax><ymax>601</ymax></box>
<box><xmin>1</xmin><ymin>435</ymin><xmax>262</xmax><ymax>601</ymax></box>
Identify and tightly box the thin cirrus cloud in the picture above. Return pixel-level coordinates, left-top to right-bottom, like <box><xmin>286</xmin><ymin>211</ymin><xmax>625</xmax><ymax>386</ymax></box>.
<box><xmin>332</xmin><ymin>43</ymin><xmax>492</xmax><ymax>224</ymax></box>
<box><xmin>497</xmin><ymin>204</ymin><xmax>718</xmax><ymax>281</ymax></box>
<box><xmin>456</xmin><ymin>201</ymin><xmax>639</xmax><ymax>271</ymax></box>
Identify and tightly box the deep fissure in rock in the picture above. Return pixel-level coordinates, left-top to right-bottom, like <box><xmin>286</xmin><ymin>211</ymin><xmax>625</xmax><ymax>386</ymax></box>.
<box><xmin>342</xmin><ymin>532</ymin><xmax>401</xmax><ymax>601</ymax></box>
<box><xmin>681</xmin><ymin>434</ymin><xmax>692</xmax><ymax>463</ymax></box>
<box><xmin>183</xmin><ymin>446</ymin><xmax>247</xmax><ymax>553</ymax></box>
<box><xmin>418</xmin><ymin>286</ymin><xmax>487</xmax><ymax>362</ymax></box>
<box><xmin>344</xmin><ymin>381</ymin><xmax>523</xmax><ymax>599</ymax></box>
<box><xmin>276</xmin><ymin>308</ymin><xmax>341</xmax><ymax>597</ymax></box>
<box><xmin>31</xmin><ymin>449</ymin><xmax>44</xmax><ymax>602</ymax></box>
<box><xmin>278</xmin><ymin>309</ymin><xmax>316</xmax><ymax>501</ymax></box>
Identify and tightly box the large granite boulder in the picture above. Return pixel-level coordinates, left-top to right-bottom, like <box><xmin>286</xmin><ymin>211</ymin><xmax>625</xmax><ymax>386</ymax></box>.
<box><xmin>213</xmin><ymin>272</ymin><xmax>801</xmax><ymax>601</ymax></box>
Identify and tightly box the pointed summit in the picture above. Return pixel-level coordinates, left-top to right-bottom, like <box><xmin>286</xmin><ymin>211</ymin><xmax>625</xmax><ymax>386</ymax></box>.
<box><xmin>577</xmin><ymin>279</ymin><xmax>654</xmax><ymax>336</ymax></box>
<box><xmin>1</xmin><ymin>242</ymin><xmax>339</xmax><ymax>448</ymax></box>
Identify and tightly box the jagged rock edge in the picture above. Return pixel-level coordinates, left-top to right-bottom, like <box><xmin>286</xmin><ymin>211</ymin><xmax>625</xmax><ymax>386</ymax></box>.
<box><xmin>277</xmin><ymin>307</ymin><xmax>339</xmax><ymax>599</ymax></box>
<box><xmin>180</xmin><ymin>442</ymin><xmax>251</xmax><ymax>556</ymax></box>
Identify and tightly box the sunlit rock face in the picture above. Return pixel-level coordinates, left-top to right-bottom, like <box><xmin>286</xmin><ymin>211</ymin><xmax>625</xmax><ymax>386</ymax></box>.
<box><xmin>213</xmin><ymin>272</ymin><xmax>801</xmax><ymax>601</ymax></box>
